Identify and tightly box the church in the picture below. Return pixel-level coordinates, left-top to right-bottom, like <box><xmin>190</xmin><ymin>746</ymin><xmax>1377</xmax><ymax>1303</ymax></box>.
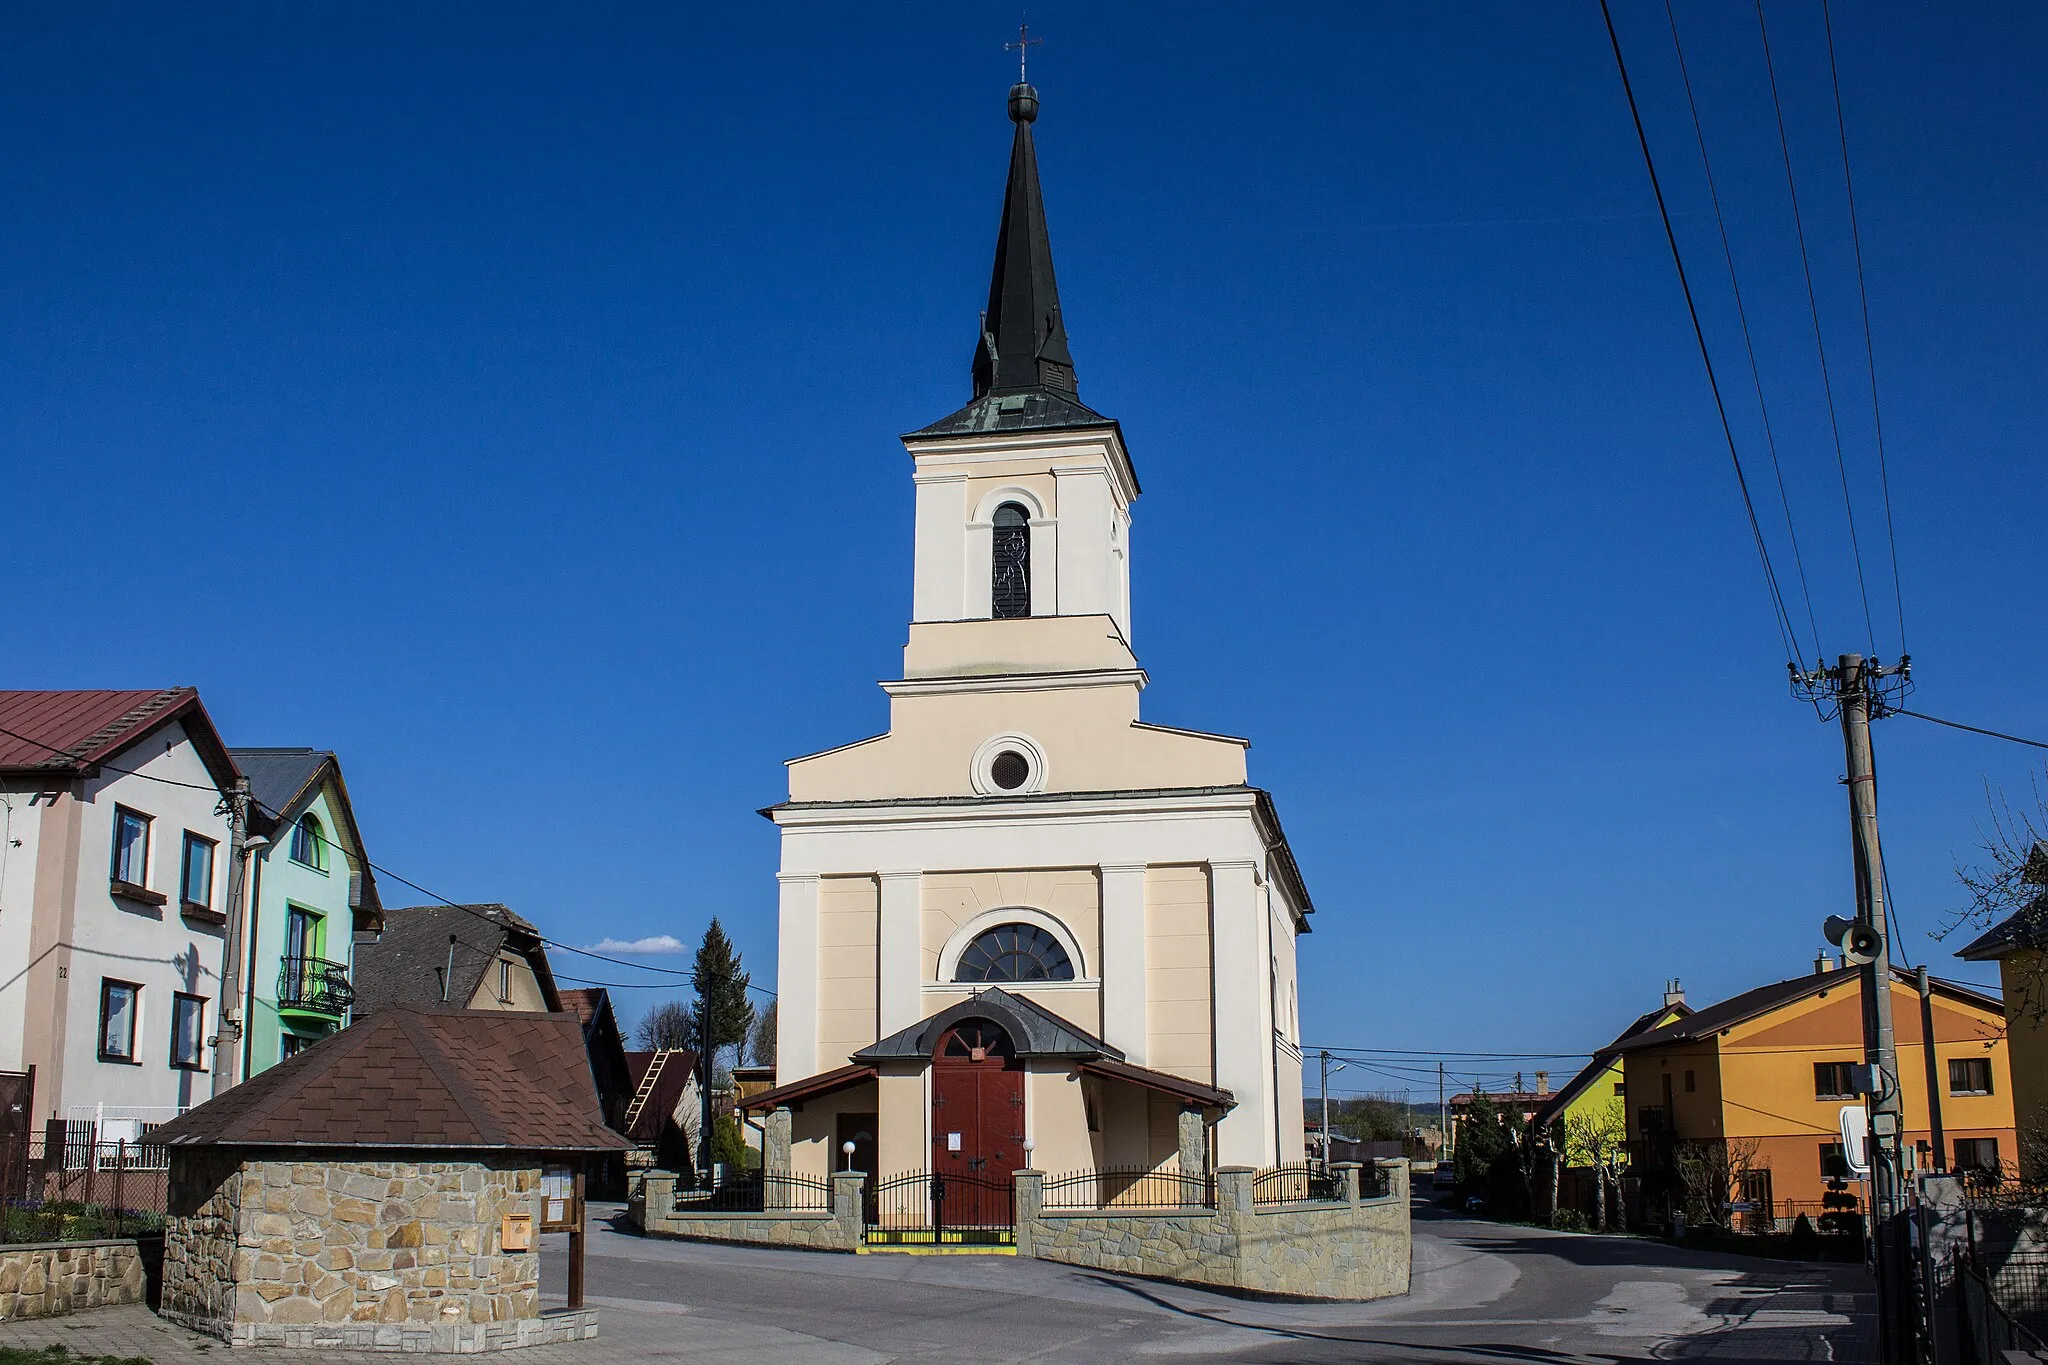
<box><xmin>749</xmin><ymin>78</ymin><xmax>1314</xmax><ymax>1185</ymax></box>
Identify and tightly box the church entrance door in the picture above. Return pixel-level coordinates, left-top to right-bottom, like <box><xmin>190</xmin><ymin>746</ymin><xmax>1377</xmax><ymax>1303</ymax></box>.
<box><xmin>930</xmin><ymin>1019</ymin><xmax>1022</xmax><ymax>1230</ymax></box>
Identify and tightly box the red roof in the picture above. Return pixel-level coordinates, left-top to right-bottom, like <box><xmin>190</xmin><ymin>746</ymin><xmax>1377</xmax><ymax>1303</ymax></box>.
<box><xmin>0</xmin><ymin>688</ymin><xmax>239</xmax><ymax>788</ymax></box>
<box><xmin>148</xmin><ymin>1005</ymin><xmax>632</xmax><ymax>1153</ymax></box>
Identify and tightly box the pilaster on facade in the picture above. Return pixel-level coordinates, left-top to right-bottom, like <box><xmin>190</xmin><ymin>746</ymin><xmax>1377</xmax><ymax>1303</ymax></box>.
<box><xmin>1207</xmin><ymin>857</ymin><xmax>1273</xmax><ymax>1167</ymax></box>
<box><xmin>876</xmin><ymin>870</ymin><xmax>923</xmax><ymax>1036</ymax></box>
<box><xmin>776</xmin><ymin>873</ymin><xmax>822</xmax><ymax>1081</ymax></box>
<box><xmin>1098</xmin><ymin>862</ymin><xmax>1148</xmax><ymax>1065</ymax></box>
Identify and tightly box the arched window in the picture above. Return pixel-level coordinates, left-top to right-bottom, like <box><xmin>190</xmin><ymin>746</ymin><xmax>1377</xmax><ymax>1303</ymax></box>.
<box><xmin>991</xmin><ymin>503</ymin><xmax>1031</xmax><ymax>619</ymax></box>
<box><xmin>954</xmin><ymin>923</ymin><xmax>1074</xmax><ymax>983</ymax></box>
<box><xmin>291</xmin><ymin>815</ymin><xmax>326</xmax><ymax>871</ymax></box>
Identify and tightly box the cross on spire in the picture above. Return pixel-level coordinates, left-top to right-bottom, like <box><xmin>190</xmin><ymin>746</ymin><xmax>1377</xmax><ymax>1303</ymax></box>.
<box><xmin>1005</xmin><ymin>20</ymin><xmax>1041</xmax><ymax>83</ymax></box>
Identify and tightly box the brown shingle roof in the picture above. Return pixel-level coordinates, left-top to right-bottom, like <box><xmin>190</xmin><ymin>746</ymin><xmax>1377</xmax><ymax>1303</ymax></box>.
<box><xmin>148</xmin><ymin>1005</ymin><xmax>630</xmax><ymax>1152</ymax></box>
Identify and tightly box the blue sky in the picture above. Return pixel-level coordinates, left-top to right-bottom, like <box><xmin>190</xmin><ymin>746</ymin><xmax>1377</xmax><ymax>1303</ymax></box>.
<box><xmin>6</xmin><ymin>3</ymin><xmax>2043</xmax><ymax>1096</ymax></box>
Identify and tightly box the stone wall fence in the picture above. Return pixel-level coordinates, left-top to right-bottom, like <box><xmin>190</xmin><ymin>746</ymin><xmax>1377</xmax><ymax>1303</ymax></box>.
<box><xmin>0</xmin><ymin>1239</ymin><xmax>151</xmax><ymax>1321</ymax></box>
<box><xmin>632</xmin><ymin>1170</ymin><xmax>866</xmax><ymax>1252</ymax></box>
<box><xmin>1014</xmin><ymin>1160</ymin><xmax>1410</xmax><ymax>1302</ymax></box>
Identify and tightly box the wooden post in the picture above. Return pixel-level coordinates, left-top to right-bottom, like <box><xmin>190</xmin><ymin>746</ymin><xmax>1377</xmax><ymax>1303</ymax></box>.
<box><xmin>567</xmin><ymin>1165</ymin><xmax>586</xmax><ymax>1310</ymax></box>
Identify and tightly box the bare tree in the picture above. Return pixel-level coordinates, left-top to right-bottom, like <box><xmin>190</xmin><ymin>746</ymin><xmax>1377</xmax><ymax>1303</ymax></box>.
<box><xmin>1673</xmin><ymin>1137</ymin><xmax>1763</xmax><ymax>1232</ymax></box>
<box><xmin>636</xmin><ymin>1000</ymin><xmax>694</xmax><ymax>1051</ymax></box>
<box><xmin>1564</xmin><ymin>1098</ymin><xmax>1628</xmax><ymax>1232</ymax></box>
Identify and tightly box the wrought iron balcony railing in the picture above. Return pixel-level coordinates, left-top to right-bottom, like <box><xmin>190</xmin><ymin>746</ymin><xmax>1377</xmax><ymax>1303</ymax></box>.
<box><xmin>277</xmin><ymin>955</ymin><xmax>354</xmax><ymax>1017</ymax></box>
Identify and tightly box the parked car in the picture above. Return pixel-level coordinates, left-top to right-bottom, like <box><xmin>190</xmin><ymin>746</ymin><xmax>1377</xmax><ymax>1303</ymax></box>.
<box><xmin>1432</xmin><ymin>1160</ymin><xmax>1456</xmax><ymax>1187</ymax></box>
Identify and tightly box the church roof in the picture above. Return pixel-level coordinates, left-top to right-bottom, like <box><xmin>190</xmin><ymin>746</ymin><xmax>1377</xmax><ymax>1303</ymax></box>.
<box><xmin>912</xmin><ymin>81</ymin><xmax>1119</xmax><ymax>442</ymax></box>
<box><xmin>852</xmin><ymin>987</ymin><xmax>1122</xmax><ymax>1063</ymax></box>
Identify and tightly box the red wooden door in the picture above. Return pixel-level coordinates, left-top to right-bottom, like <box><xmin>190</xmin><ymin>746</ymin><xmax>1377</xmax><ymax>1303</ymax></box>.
<box><xmin>930</xmin><ymin>1021</ymin><xmax>1022</xmax><ymax>1227</ymax></box>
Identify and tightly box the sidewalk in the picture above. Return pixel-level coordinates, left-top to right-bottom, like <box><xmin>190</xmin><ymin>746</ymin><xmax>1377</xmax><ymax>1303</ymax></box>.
<box><xmin>1677</xmin><ymin>1274</ymin><xmax>1877</xmax><ymax>1363</ymax></box>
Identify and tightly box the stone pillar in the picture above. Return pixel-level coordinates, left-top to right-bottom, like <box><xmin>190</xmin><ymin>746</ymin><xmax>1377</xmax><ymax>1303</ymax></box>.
<box><xmin>1216</xmin><ymin>1166</ymin><xmax>1255</xmax><ymax>1216</ymax></box>
<box><xmin>1012</xmin><ymin>1169</ymin><xmax>1043</xmax><ymax>1259</ymax></box>
<box><xmin>829</xmin><ymin>1170</ymin><xmax>867</xmax><ymax>1247</ymax></box>
<box><xmin>641</xmin><ymin>1170</ymin><xmax>677</xmax><ymax>1228</ymax></box>
<box><xmin>1099</xmin><ymin>863</ymin><xmax>1148</xmax><ymax>1064</ymax></box>
<box><xmin>1176</xmin><ymin>1107</ymin><xmax>1207</xmax><ymax>1179</ymax></box>
<box><xmin>877</xmin><ymin>870</ymin><xmax>923</xmax><ymax>1036</ymax></box>
<box><xmin>1331</xmin><ymin>1161</ymin><xmax>1362</xmax><ymax>1205</ymax></box>
<box><xmin>765</xmin><ymin>1107</ymin><xmax>793</xmax><ymax>1175</ymax></box>
<box><xmin>1375</xmin><ymin>1159</ymin><xmax>1408</xmax><ymax>1202</ymax></box>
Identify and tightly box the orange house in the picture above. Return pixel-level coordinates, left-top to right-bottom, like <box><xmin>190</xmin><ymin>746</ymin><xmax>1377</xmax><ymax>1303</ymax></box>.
<box><xmin>1617</xmin><ymin>963</ymin><xmax>2012</xmax><ymax>1224</ymax></box>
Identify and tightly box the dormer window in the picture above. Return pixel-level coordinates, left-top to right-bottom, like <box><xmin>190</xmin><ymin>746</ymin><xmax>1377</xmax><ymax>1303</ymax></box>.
<box><xmin>991</xmin><ymin>503</ymin><xmax>1031</xmax><ymax>618</ymax></box>
<box><xmin>291</xmin><ymin>815</ymin><xmax>327</xmax><ymax>871</ymax></box>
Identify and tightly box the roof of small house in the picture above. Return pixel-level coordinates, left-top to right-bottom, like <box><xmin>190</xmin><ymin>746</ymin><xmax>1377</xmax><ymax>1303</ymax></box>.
<box><xmin>621</xmin><ymin>1049</ymin><xmax>698</xmax><ymax>1143</ymax></box>
<box><xmin>147</xmin><ymin>1005</ymin><xmax>630</xmax><ymax>1152</ymax></box>
<box><xmin>1610</xmin><ymin>966</ymin><xmax>2004</xmax><ymax>1053</ymax></box>
<box><xmin>352</xmin><ymin>903</ymin><xmax>560</xmax><ymax>1016</ymax></box>
<box><xmin>0</xmin><ymin>687</ymin><xmax>239</xmax><ymax>789</ymax></box>
<box><xmin>852</xmin><ymin>987</ymin><xmax>1119</xmax><ymax>1063</ymax></box>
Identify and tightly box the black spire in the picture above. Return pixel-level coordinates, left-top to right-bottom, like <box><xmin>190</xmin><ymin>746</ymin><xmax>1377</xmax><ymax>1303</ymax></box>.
<box><xmin>911</xmin><ymin>81</ymin><xmax>1117</xmax><ymax>439</ymax></box>
<box><xmin>975</xmin><ymin>82</ymin><xmax>1076</xmax><ymax>399</ymax></box>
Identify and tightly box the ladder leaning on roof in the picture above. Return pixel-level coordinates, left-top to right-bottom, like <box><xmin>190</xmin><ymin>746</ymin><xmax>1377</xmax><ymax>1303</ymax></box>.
<box><xmin>623</xmin><ymin>1050</ymin><xmax>675</xmax><ymax>1133</ymax></box>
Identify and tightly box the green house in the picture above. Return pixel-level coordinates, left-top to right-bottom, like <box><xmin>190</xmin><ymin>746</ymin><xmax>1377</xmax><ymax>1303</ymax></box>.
<box><xmin>229</xmin><ymin>749</ymin><xmax>384</xmax><ymax>1075</ymax></box>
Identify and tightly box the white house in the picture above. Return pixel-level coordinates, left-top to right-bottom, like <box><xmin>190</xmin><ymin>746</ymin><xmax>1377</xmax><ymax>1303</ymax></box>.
<box><xmin>0</xmin><ymin>688</ymin><xmax>241</xmax><ymax>1137</ymax></box>
<box><xmin>748</xmin><ymin>81</ymin><xmax>1313</xmax><ymax>1186</ymax></box>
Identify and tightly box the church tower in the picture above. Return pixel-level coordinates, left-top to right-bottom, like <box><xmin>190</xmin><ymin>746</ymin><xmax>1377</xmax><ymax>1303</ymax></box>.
<box><xmin>754</xmin><ymin>80</ymin><xmax>1313</xmax><ymax>1183</ymax></box>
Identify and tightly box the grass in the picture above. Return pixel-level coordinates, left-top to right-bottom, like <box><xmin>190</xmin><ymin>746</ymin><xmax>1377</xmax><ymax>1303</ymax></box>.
<box><xmin>1</xmin><ymin>1203</ymin><xmax>166</xmax><ymax>1244</ymax></box>
<box><xmin>0</xmin><ymin>1346</ymin><xmax>153</xmax><ymax>1365</ymax></box>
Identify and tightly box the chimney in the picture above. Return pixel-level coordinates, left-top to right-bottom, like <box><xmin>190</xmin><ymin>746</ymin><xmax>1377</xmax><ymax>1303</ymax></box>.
<box><xmin>1664</xmin><ymin>978</ymin><xmax>1686</xmax><ymax>1008</ymax></box>
<box><xmin>1815</xmin><ymin>952</ymin><xmax>1831</xmax><ymax>974</ymax></box>
<box><xmin>1535</xmin><ymin>1070</ymin><xmax>1550</xmax><ymax>1097</ymax></box>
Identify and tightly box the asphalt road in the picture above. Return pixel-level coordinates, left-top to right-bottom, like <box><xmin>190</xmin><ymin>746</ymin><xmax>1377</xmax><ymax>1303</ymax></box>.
<box><xmin>538</xmin><ymin>1195</ymin><xmax>1875</xmax><ymax>1363</ymax></box>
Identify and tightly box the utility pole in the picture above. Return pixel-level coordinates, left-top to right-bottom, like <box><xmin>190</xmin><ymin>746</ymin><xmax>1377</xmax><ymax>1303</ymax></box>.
<box><xmin>1319</xmin><ymin>1050</ymin><xmax>1331</xmax><ymax>1164</ymax></box>
<box><xmin>1917</xmin><ymin>967</ymin><xmax>1946</xmax><ymax>1172</ymax></box>
<box><xmin>1439</xmin><ymin>1063</ymin><xmax>1448</xmax><ymax>1161</ymax></box>
<box><xmin>212</xmin><ymin>776</ymin><xmax>251</xmax><ymax>1098</ymax></box>
<box><xmin>1799</xmin><ymin>651</ymin><xmax>1911</xmax><ymax>1365</ymax></box>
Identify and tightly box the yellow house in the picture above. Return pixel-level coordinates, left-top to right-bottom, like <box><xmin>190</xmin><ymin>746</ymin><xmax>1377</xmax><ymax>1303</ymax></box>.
<box><xmin>1534</xmin><ymin>981</ymin><xmax>1693</xmax><ymax>1139</ymax></box>
<box><xmin>1616</xmin><ymin>963</ymin><xmax>2013</xmax><ymax>1224</ymax></box>
<box><xmin>1957</xmin><ymin>854</ymin><xmax>2048</xmax><ymax>1182</ymax></box>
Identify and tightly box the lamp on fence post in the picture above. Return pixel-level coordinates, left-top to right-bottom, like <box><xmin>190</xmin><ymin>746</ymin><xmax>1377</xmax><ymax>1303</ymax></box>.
<box><xmin>841</xmin><ymin>1140</ymin><xmax>855</xmax><ymax>1174</ymax></box>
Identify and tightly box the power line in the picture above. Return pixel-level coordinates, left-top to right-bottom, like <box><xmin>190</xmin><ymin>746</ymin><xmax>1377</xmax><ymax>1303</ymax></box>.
<box><xmin>1306</xmin><ymin>1045</ymin><xmax>1594</xmax><ymax>1060</ymax></box>
<box><xmin>0</xmin><ymin>719</ymin><xmax>776</xmax><ymax>997</ymax></box>
<box><xmin>1599</xmin><ymin>0</ymin><xmax>1804</xmax><ymax>670</ymax></box>
<box><xmin>1821</xmin><ymin>0</ymin><xmax>1908</xmax><ymax>656</ymax></box>
<box><xmin>1894</xmin><ymin>710</ymin><xmax>2048</xmax><ymax>752</ymax></box>
<box><xmin>1755</xmin><ymin>0</ymin><xmax>1878</xmax><ymax>657</ymax></box>
<box><xmin>1663</xmin><ymin>0</ymin><xmax>1823</xmax><ymax>664</ymax></box>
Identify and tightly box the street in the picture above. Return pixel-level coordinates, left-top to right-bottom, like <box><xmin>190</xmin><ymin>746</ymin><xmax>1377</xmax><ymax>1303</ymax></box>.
<box><xmin>1</xmin><ymin>1196</ymin><xmax>1871</xmax><ymax>1363</ymax></box>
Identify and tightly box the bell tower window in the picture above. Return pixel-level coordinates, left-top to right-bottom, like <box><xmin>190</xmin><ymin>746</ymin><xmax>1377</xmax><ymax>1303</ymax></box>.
<box><xmin>991</xmin><ymin>502</ymin><xmax>1031</xmax><ymax>619</ymax></box>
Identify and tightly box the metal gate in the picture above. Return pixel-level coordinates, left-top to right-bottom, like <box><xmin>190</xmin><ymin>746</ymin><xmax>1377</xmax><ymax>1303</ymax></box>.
<box><xmin>863</xmin><ymin>1170</ymin><xmax>1014</xmax><ymax>1247</ymax></box>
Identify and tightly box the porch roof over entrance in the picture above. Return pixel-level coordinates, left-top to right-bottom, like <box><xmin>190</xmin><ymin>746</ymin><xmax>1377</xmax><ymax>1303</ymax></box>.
<box><xmin>850</xmin><ymin>988</ymin><xmax>1119</xmax><ymax>1063</ymax></box>
<box><xmin>737</xmin><ymin>1063</ymin><xmax>878</xmax><ymax>1114</ymax></box>
<box><xmin>1078</xmin><ymin>1058</ymin><xmax>1233</xmax><ymax>1111</ymax></box>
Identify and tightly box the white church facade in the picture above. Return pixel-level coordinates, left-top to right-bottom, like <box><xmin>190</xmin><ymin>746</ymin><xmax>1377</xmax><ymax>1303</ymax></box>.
<box><xmin>748</xmin><ymin>80</ymin><xmax>1313</xmax><ymax>1186</ymax></box>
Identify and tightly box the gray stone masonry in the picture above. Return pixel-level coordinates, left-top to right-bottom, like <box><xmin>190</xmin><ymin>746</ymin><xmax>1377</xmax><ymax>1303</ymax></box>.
<box><xmin>1176</xmin><ymin>1108</ymin><xmax>1205</xmax><ymax>1178</ymax></box>
<box><xmin>631</xmin><ymin>1169</ymin><xmax>865</xmax><ymax>1252</ymax></box>
<box><xmin>1014</xmin><ymin>1160</ymin><xmax>1410</xmax><ymax>1302</ymax></box>
<box><xmin>158</xmin><ymin>1151</ymin><xmax>584</xmax><ymax>1351</ymax></box>
<box><xmin>0</xmin><ymin>1239</ymin><xmax>149</xmax><ymax>1320</ymax></box>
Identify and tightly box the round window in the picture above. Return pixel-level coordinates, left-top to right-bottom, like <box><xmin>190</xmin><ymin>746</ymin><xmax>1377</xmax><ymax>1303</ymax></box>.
<box><xmin>990</xmin><ymin>750</ymin><xmax>1030</xmax><ymax>791</ymax></box>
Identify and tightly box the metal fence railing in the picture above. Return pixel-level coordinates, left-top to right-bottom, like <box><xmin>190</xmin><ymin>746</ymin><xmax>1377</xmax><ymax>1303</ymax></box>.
<box><xmin>1250</xmin><ymin>1162</ymin><xmax>1343</xmax><ymax>1206</ymax></box>
<box><xmin>1360</xmin><ymin>1161</ymin><xmax>1394</xmax><ymax>1200</ymax></box>
<box><xmin>670</xmin><ymin>1171</ymin><xmax>833</xmax><ymax>1214</ymax></box>
<box><xmin>1957</xmin><ymin>1250</ymin><xmax>2048</xmax><ymax>1364</ymax></box>
<box><xmin>1</xmin><ymin>1133</ymin><xmax>170</xmax><ymax>1244</ymax></box>
<box><xmin>1041</xmin><ymin>1166</ymin><xmax>1214</xmax><ymax>1210</ymax></box>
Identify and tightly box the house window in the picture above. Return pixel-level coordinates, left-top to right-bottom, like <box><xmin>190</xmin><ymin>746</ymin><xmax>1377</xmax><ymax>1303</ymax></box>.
<box><xmin>99</xmin><ymin>980</ymin><xmax>140</xmax><ymax>1062</ymax></box>
<box><xmin>290</xmin><ymin>815</ymin><xmax>327</xmax><ymax>870</ymax></box>
<box><xmin>991</xmin><ymin>503</ymin><xmax>1031</xmax><ymax>619</ymax></box>
<box><xmin>111</xmin><ymin>808</ymin><xmax>151</xmax><ymax>886</ymax></box>
<box><xmin>1955</xmin><ymin>1138</ymin><xmax>2000</xmax><ymax>1171</ymax></box>
<box><xmin>279</xmin><ymin>1032</ymin><xmax>311</xmax><ymax>1061</ymax></box>
<box><xmin>498</xmin><ymin>960</ymin><xmax>513</xmax><ymax>1003</ymax></box>
<box><xmin>1814</xmin><ymin>1061</ymin><xmax>1859</xmax><ymax>1100</ymax></box>
<box><xmin>954</xmin><ymin>923</ymin><xmax>1074</xmax><ymax>983</ymax></box>
<box><xmin>1949</xmin><ymin>1057</ymin><xmax>1994</xmax><ymax>1096</ymax></box>
<box><xmin>170</xmin><ymin>993</ymin><xmax>206</xmax><ymax>1070</ymax></box>
<box><xmin>1819</xmin><ymin>1141</ymin><xmax>1850</xmax><ymax>1180</ymax></box>
<box><xmin>1613</xmin><ymin>1081</ymin><xmax>1626</xmax><ymax>1097</ymax></box>
<box><xmin>180</xmin><ymin>833</ymin><xmax>216</xmax><ymax>909</ymax></box>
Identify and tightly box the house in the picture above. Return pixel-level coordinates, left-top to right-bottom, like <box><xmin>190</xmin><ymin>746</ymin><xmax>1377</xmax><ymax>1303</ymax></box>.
<box><xmin>351</xmin><ymin>903</ymin><xmax>561</xmax><ymax>1015</ymax></box>
<box><xmin>228</xmin><ymin>748</ymin><xmax>384</xmax><ymax>1076</ymax></box>
<box><xmin>1616</xmin><ymin>962</ymin><xmax>2014</xmax><ymax>1226</ymax></box>
<box><xmin>150</xmin><ymin>1004</ymin><xmax>627</xmax><ymax>1351</ymax></box>
<box><xmin>753</xmin><ymin>70</ymin><xmax>1315</xmax><ymax>1191</ymax></box>
<box><xmin>1533</xmin><ymin>980</ymin><xmax>1694</xmax><ymax>1135</ymax></box>
<box><xmin>1956</xmin><ymin>840</ymin><xmax>2048</xmax><ymax>1182</ymax></box>
<box><xmin>0</xmin><ymin>689</ymin><xmax>240</xmax><ymax>1133</ymax></box>
<box><xmin>557</xmin><ymin>987</ymin><xmax>633</xmax><ymax>1134</ymax></box>
<box><xmin>1448</xmin><ymin>1080</ymin><xmax>1555</xmax><ymax>1138</ymax></box>
<box><xmin>622</xmin><ymin>1048</ymin><xmax>699</xmax><ymax>1176</ymax></box>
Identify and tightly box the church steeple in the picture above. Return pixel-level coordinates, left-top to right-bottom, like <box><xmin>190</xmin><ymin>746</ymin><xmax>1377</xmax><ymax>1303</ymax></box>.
<box><xmin>975</xmin><ymin>82</ymin><xmax>1076</xmax><ymax>400</ymax></box>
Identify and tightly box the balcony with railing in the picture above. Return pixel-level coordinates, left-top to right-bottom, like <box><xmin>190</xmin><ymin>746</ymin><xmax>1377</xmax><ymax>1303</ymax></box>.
<box><xmin>277</xmin><ymin>955</ymin><xmax>354</xmax><ymax>1020</ymax></box>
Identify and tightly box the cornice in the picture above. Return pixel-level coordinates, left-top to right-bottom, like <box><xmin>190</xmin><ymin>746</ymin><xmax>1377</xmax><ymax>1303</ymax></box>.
<box><xmin>879</xmin><ymin>668</ymin><xmax>1148</xmax><ymax>698</ymax></box>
